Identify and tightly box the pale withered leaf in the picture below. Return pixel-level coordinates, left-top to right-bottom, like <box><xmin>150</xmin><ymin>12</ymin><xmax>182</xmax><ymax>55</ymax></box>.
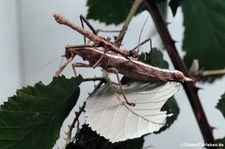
<box><xmin>85</xmin><ymin>81</ymin><xmax>180</xmax><ymax>143</ymax></box>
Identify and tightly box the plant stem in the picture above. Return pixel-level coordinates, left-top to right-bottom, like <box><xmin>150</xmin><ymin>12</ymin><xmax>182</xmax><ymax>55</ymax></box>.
<box><xmin>124</xmin><ymin>0</ymin><xmax>143</xmax><ymax>28</ymax></box>
<box><xmin>115</xmin><ymin>0</ymin><xmax>143</xmax><ymax>47</ymax></box>
<box><xmin>83</xmin><ymin>77</ymin><xmax>106</xmax><ymax>82</ymax></box>
<box><xmin>65</xmin><ymin>102</ymin><xmax>86</xmax><ymax>144</ymax></box>
<box><xmin>144</xmin><ymin>0</ymin><xmax>216</xmax><ymax>146</ymax></box>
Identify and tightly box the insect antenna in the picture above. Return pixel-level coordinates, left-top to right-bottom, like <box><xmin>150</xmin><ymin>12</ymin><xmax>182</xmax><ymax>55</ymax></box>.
<box><xmin>138</xmin><ymin>16</ymin><xmax>150</xmax><ymax>49</ymax></box>
<box><xmin>130</xmin><ymin>16</ymin><xmax>152</xmax><ymax>55</ymax></box>
<box><xmin>26</xmin><ymin>56</ymin><xmax>62</xmax><ymax>84</ymax></box>
<box><xmin>59</xmin><ymin>56</ymin><xmax>65</xmax><ymax>68</ymax></box>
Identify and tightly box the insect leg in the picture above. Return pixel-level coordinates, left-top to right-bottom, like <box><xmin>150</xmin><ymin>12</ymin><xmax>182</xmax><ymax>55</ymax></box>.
<box><xmin>129</xmin><ymin>38</ymin><xmax>152</xmax><ymax>57</ymax></box>
<box><xmin>55</xmin><ymin>47</ymin><xmax>77</xmax><ymax>76</ymax></box>
<box><xmin>72</xmin><ymin>62</ymin><xmax>90</xmax><ymax>76</ymax></box>
<box><xmin>80</xmin><ymin>15</ymin><xmax>98</xmax><ymax>35</ymax></box>
<box><xmin>114</xmin><ymin>26</ymin><xmax>127</xmax><ymax>47</ymax></box>
<box><xmin>92</xmin><ymin>55</ymin><xmax>104</xmax><ymax>68</ymax></box>
<box><xmin>108</xmin><ymin>67</ymin><xmax>135</xmax><ymax>107</ymax></box>
<box><xmin>92</xmin><ymin>46</ymin><xmax>111</xmax><ymax>68</ymax></box>
<box><xmin>80</xmin><ymin>15</ymin><xmax>98</xmax><ymax>45</ymax></box>
<box><xmin>55</xmin><ymin>56</ymin><xmax>74</xmax><ymax>77</ymax></box>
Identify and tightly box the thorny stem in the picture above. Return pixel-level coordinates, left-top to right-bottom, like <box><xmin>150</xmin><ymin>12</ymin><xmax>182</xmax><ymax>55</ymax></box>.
<box><xmin>144</xmin><ymin>0</ymin><xmax>216</xmax><ymax>146</ymax></box>
<box><xmin>66</xmin><ymin>102</ymin><xmax>86</xmax><ymax>143</ymax></box>
<box><xmin>65</xmin><ymin>77</ymin><xmax>106</xmax><ymax>144</ymax></box>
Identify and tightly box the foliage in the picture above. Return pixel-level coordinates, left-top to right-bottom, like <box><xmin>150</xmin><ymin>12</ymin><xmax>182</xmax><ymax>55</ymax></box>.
<box><xmin>86</xmin><ymin>0</ymin><xmax>133</xmax><ymax>25</ymax></box>
<box><xmin>216</xmin><ymin>93</ymin><xmax>225</xmax><ymax>118</ymax></box>
<box><xmin>0</xmin><ymin>76</ymin><xmax>82</xmax><ymax>149</ymax></box>
<box><xmin>1</xmin><ymin>0</ymin><xmax>225</xmax><ymax>148</ymax></box>
<box><xmin>68</xmin><ymin>124</ymin><xmax>144</xmax><ymax>149</ymax></box>
<box><xmin>216</xmin><ymin>93</ymin><xmax>225</xmax><ymax>145</ymax></box>
<box><xmin>85</xmin><ymin>80</ymin><xmax>180</xmax><ymax>142</ymax></box>
<box><xmin>182</xmin><ymin>0</ymin><xmax>225</xmax><ymax>70</ymax></box>
<box><xmin>169</xmin><ymin>0</ymin><xmax>183</xmax><ymax>16</ymax></box>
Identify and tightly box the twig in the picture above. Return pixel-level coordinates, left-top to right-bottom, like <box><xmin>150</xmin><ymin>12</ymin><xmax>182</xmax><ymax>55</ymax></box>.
<box><xmin>83</xmin><ymin>77</ymin><xmax>106</xmax><ymax>82</ymax></box>
<box><xmin>143</xmin><ymin>0</ymin><xmax>216</xmax><ymax>146</ymax></box>
<box><xmin>202</xmin><ymin>69</ymin><xmax>225</xmax><ymax>77</ymax></box>
<box><xmin>55</xmin><ymin>57</ymin><xmax>74</xmax><ymax>76</ymax></box>
<box><xmin>189</xmin><ymin>59</ymin><xmax>225</xmax><ymax>78</ymax></box>
<box><xmin>65</xmin><ymin>102</ymin><xmax>86</xmax><ymax>143</ymax></box>
<box><xmin>115</xmin><ymin>0</ymin><xmax>144</xmax><ymax>47</ymax></box>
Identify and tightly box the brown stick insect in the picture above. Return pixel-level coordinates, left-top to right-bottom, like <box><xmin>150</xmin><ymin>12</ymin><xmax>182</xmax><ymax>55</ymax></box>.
<box><xmin>53</xmin><ymin>13</ymin><xmax>192</xmax><ymax>106</ymax></box>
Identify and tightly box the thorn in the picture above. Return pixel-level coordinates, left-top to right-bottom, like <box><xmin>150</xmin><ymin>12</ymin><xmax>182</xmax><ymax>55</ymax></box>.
<box><xmin>75</xmin><ymin>112</ymin><xmax>79</xmax><ymax>116</ymax></box>
<box><xmin>94</xmin><ymin>84</ymin><xmax>97</xmax><ymax>88</ymax></box>
<box><xmin>166</xmin><ymin>22</ymin><xmax>171</xmax><ymax>25</ymax></box>
<box><xmin>193</xmin><ymin>85</ymin><xmax>202</xmax><ymax>92</ymax></box>
<box><xmin>68</xmin><ymin>124</ymin><xmax>72</xmax><ymax>128</ymax></box>
<box><xmin>172</xmin><ymin>39</ymin><xmax>177</xmax><ymax>43</ymax></box>
<box><xmin>211</xmin><ymin>126</ymin><xmax>217</xmax><ymax>132</ymax></box>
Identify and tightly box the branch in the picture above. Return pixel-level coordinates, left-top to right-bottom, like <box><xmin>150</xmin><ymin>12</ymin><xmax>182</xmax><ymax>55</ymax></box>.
<box><xmin>115</xmin><ymin>0</ymin><xmax>144</xmax><ymax>47</ymax></box>
<box><xmin>143</xmin><ymin>0</ymin><xmax>216</xmax><ymax>146</ymax></box>
<box><xmin>190</xmin><ymin>59</ymin><xmax>225</xmax><ymax>78</ymax></box>
<box><xmin>65</xmin><ymin>102</ymin><xmax>86</xmax><ymax>144</ymax></box>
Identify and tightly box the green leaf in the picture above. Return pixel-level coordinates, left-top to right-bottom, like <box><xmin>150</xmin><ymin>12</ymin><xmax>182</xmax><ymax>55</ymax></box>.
<box><xmin>86</xmin><ymin>0</ymin><xmax>133</xmax><ymax>25</ymax></box>
<box><xmin>216</xmin><ymin>137</ymin><xmax>225</xmax><ymax>147</ymax></box>
<box><xmin>72</xmin><ymin>124</ymin><xmax>144</xmax><ymax>149</ymax></box>
<box><xmin>169</xmin><ymin>0</ymin><xmax>183</xmax><ymax>16</ymax></box>
<box><xmin>216</xmin><ymin>92</ymin><xmax>225</xmax><ymax>118</ymax></box>
<box><xmin>155</xmin><ymin>96</ymin><xmax>180</xmax><ymax>133</ymax></box>
<box><xmin>182</xmin><ymin>0</ymin><xmax>225</xmax><ymax>70</ymax></box>
<box><xmin>0</xmin><ymin>75</ymin><xmax>83</xmax><ymax>149</ymax></box>
<box><xmin>139</xmin><ymin>48</ymin><xmax>169</xmax><ymax>69</ymax></box>
<box><xmin>215</xmin><ymin>93</ymin><xmax>225</xmax><ymax>146</ymax></box>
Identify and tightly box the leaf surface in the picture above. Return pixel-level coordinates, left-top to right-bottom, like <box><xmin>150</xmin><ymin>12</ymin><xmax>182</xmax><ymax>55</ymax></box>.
<box><xmin>0</xmin><ymin>76</ymin><xmax>83</xmax><ymax>149</ymax></box>
<box><xmin>70</xmin><ymin>124</ymin><xmax>144</xmax><ymax>149</ymax></box>
<box><xmin>216</xmin><ymin>137</ymin><xmax>225</xmax><ymax>147</ymax></box>
<box><xmin>216</xmin><ymin>93</ymin><xmax>225</xmax><ymax>146</ymax></box>
<box><xmin>169</xmin><ymin>0</ymin><xmax>183</xmax><ymax>16</ymax></box>
<box><xmin>216</xmin><ymin>92</ymin><xmax>225</xmax><ymax>118</ymax></box>
<box><xmin>86</xmin><ymin>0</ymin><xmax>133</xmax><ymax>25</ymax></box>
<box><xmin>182</xmin><ymin>0</ymin><xmax>225</xmax><ymax>70</ymax></box>
<box><xmin>85</xmin><ymin>81</ymin><xmax>180</xmax><ymax>142</ymax></box>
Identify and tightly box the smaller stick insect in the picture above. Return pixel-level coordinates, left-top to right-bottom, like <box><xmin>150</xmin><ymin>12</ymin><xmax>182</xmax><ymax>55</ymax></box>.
<box><xmin>54</xmin><ymin>13</ymin><xmax>192</xmax><ymax>106</ymax></box>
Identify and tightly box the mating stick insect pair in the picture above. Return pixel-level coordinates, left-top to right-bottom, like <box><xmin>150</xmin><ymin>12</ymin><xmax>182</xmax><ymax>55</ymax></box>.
<box><xmin>54</xmin><ymin>13</ymin><xmax>192</xmax><ymax>106</ymax></box>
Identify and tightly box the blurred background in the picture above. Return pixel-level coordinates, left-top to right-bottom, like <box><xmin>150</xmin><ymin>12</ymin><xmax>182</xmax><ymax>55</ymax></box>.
<box><xmin>1</xmin><ymin>0</ymin><xmax>225</xmax><ymax>148</ymax></box>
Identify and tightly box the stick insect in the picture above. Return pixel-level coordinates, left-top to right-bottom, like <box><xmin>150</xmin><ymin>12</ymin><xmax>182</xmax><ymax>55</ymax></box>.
<box><xmin>54</xmin><ymin>13</ymin><xmax>192</xmax><ymax>106</ymax></box>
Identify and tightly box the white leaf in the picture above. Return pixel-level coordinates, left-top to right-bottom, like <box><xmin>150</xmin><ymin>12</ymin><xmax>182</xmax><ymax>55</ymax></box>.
<box><xmin>85</xmin><ymin>81</ymin><xmax>181</xmax><ymax>143</ymax></box>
